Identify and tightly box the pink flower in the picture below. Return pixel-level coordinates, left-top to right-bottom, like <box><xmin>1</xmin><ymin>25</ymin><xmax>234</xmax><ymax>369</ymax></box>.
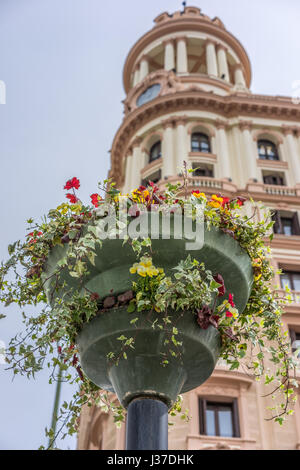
<box><xmin>213</xmin><ymin>274</ymin><xmax>226</xmax><ymax>297</ymax></box>
<box><xmin>228</xmin><ymin>293</ymin><xmax>235</xmax><ymax>308</ymax></box>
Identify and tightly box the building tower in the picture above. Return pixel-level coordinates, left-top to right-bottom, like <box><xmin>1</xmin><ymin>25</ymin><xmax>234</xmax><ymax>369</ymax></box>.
<box><xmin>78</xmin><ymin>6</ymin><xmax>300</xmax><ymax>450</ymax></box>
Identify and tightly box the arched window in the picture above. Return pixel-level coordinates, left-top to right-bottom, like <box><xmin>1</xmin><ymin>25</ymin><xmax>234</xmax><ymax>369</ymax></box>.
<box><xmin>191</xmin><ymin>133</ymin><xmax>211</xmax><ymax>153</ymax></box>
<box><xmin>149</xmin><ymin>141</ymin><xmax>162</xmax><ymax>163</ymax></box>
<box><xmin>258</xmin><ymin>140</ymin><xmax>279</xmax><ymax>161</ymax></box>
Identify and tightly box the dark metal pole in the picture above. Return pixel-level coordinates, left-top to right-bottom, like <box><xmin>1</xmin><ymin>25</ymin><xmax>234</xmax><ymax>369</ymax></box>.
<box><xmin>126</xmin><ymin>398</ymin><xmax>168</xmax><ymax>450</ymax></box>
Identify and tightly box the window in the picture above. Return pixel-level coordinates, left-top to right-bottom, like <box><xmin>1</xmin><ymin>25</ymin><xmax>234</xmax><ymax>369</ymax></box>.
<box><xmin>281</xmin><ymin>271</ymin><xmax>300</xmax><ymax>291</ymax></box>
<box><xmin>141</xmin><ymin>169</ymin><xmax>162</xmax><ymax>186</ymax></box>
<box><xmin>149</xmin><ymin>141</ymin><xmax>162</xmax><ymax>163</ymax></box>
<box><xmin>199</xmin><ymin>398</ymin><xmax>240</xmax><ymax>438</ymax></box>
<box><xmin>263</xmin><ymin>174</ymin><xmax>284</xmax><ymax>186</ymax></box>
<box><xmin>272</xmin><ymin>211</ymin><xmax>300</xmax><ymax>236</ymax></box>
<box><xmin>258</xmin><ymin>140</ymin><xmax>279</xmax><ymax>161</ymax></box>
<box><xmin>192</xmin><ymin>163</ymin><xmax>214</xmax><ymax>177</ymax></box>
<box><xmin>191</xmin><ymin>133</ymin><xmax>211</xmax><ymax>153</ymax></box>
<box><xmin>289</xmin><ymin>329</ymin><xmax>300</xmax><ymax>358</ymax></box>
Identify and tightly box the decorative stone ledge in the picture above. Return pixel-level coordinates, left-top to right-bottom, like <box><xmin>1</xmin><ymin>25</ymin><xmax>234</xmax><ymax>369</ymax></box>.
<box><xmin>188</xmin><ymin>152</ymin><xmax>217</xmax><ymax>163</ymax></box>
<box><xmin>186</xmin><ymin>434</ymin><xmax>258</xmax><ymax>450</ymax></box>
<box><xmin>257</xmin><ymin>159</ymin><xmax>288</xmax><ymax>170</ymax></box>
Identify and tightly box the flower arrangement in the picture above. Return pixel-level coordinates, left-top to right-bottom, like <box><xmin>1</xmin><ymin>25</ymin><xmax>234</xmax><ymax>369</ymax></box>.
<box><xmin>0</xmin><ymin>171</ymin><xmax>298</xmax><ymax>448</ymax></box>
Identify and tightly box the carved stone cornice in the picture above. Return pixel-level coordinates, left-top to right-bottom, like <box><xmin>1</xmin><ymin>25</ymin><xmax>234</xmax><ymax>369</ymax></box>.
<box><xmin>162</xmin><ymin>37</ymin><xmax>175</xmax><ymax>47</ymax></box>
<box><xmin>282</xmin><ymin>124</ymin><xmax>294</xmax><ymax>136</ymax></box>
<box><xmin>215</xmin><ymin>119</ymin><xmax>228</xmax><ymax>130</ymax></box>
<box><xmin>161</xmin><ymin>117</ymin><xmax>175</xmax><ymax>129</ymax></box>
<box><xmin>111</xmin><ymin>90</ymin><xmax>300</xmax><ymax>186</ymax></box>
<box><xmin>175</xmin><ymin>36</ymin><xmax>188</xmax><ymax>44</ymax></box>
<box><xmin>123</xmin><ymin>15</ymin><xmax>251</xmax><ymax>92</ymax></box>
<box><xmin>204</xmin><ymin>38</ymin><xmax>218</xmax><ymax>47</ymax></box>
<box><xmin>239</xmin><ymin>120</ymin><xmax>253</xmax><ymax>131</ymax></box>
<box><xmin>131</xmin><ymin>136</ymin><xmax>143</xmax><ymax>149</ymax></box>
<box><xmin>232</xmin><ymin>63</ymin><xmax>243</xmax><ymax>73</ymax></box>
<box><xmin>140</xmin><ymin>54</ymin><xmax>149</xmax><ymax>63</ymax></box>
<box><xmin>173</xmin><ymin>114</ymin><xmax>189</xmax><ymax>127</ymax></box>
<box><xmin>216</xmin><ymin>43</ymin><xmax>227</xmax><ymax>53</ymax></box>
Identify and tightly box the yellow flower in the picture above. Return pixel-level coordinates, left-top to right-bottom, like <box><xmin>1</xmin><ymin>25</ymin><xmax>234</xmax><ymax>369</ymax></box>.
<box><xmin>140</xmin><ymin>258</ymin><xmax>152</xmax><ymax>268</ymax></box>
<box><xmin>252</xmin><ymin>258</ymin><xmax>262</xmax><ymax>268</ymax></box>
<box><xmin>130</xmin><ymin>265</ymin><xmax>138</xmax><ymax>274</ymax></box>
<box><xmin>192</xmin><ymin>192</ymin><xmax>206</xmax><ymax>199</ymax></box>
<box><xmin>208</xmin><ymin>194</ymin><xmax>223</xmax><ymax>209</ymax></box>
<box><xmin>131</xmin><ymin>188</ymin><xmax>151</xmax><ymax>204</ymax></box>
<box><xmin>129</xmin><ymin>257</ymin><xmax>163</xmax><ymax>278</ymax></box>
<box><xmin>208</xmin><ymin>201</ymin><xmax>221</xmax><ymax>208</ymax></box>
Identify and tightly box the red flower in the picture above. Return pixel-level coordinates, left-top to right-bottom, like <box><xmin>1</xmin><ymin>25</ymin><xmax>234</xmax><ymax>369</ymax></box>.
<box><xmin>27</xmin><ymin>231</ymin><xmax>43</xmax><ymax>244</ymax></box>
<box><xmin>66</xmin><ymin>193</ymin><xmax>78</xmax><ymax>204</ymax></box>
<box><xmin>237</xmin><ymin>197</ymin><xmax>246</xmax><ymax>207</ymax></box>
<box><xmin>27</xmin><ymin>231</ymin><xmax>42</xmax><ymax>238</ymax></box>
<box><xmin>226</xmin><ymin>311</ymin><xmax>233</xmax><ymax>318</ymax></box>
<box><xmin>228</xmin><ymin>293</ymin><xmax>235</xmax><ymax>308</ymax></box>
<box><xmin>90</xmin><ymin>193</ymin><xmax>102</xmax><ymax>208</ymax></box>
<box><xmin>213</xmin><ymin>274</ymin><xmax>226</xmax><ymax>297</ymax></box>
<box><xmin>76</xmin><ymin>366</ymin><xmax>84</xmax><ymax>381</ymax></box>
<box><xmin>221</xmin><ymin>197</ymin><xmax>230</xmax><ymax>207</ymax></box>
<box><xmin>72</xmin><ymin>354</ymin><xmax>78</xmax><ymax>367</ymax></box>
<box><xmin>149</xmin><ymin>181</ymin><xmax>159</xmax><ymax>193</ymax></box>
<box><xmin>64</xmin><ymin>177</ymin><xmax>80</xmax><ymax>190</ymax></box>
<box><xmin>90</xmin><ymin>292</ymin><xmax>100</xmax><ymax>302</ymax></box>
<box><xmin>138</xmin><ymin>185</ymin><xmax>147</xmax><ymax>192</ymax></box>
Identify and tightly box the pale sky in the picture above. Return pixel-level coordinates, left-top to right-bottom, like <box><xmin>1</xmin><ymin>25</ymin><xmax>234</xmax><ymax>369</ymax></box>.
<box><xmin>0</xmin><ymin>0</ymin><xmax>299</xmax><ymax>450</ymax></box>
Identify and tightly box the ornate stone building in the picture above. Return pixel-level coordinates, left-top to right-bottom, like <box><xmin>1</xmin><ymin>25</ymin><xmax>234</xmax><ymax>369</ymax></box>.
<box><xmin>77</xmin><ymin>6</ymin><xmax>300</xmax><ymax>450</ymax></box>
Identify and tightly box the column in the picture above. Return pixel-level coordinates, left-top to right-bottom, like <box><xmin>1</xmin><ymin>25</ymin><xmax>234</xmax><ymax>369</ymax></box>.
<box><xmin>124</xmin><ymin>150</ymin><xmax>133</xmax><ymax>193</ymax></box>
<box><xmin>139</xmin><ymin>55</ymin><xmax>149</xmax><ymax>82</ymax></box>
<box><xmin>282</xmin><ymin>126</ymin><xmax>300</xmax><ymax>183</ymax></box>
<box><xmin>205</xmin><ymin>39</ymin><xmax>218</xmax><ymax>77</ymax></box>
<box><xmin>216</xmin><ymin>44</ymin><xmax>229</xmax><ymax>82</ymax></box>
<box><xmin>176</xmin><ymin>37</ymin><xmax>188</xmax><ymax>74</ymax></box>
<box><xmin>234</xmin><ymin>64</ymin><xmax>246</xmax><ymax>88</ymax></box>
<box><xmin>175</xmin><ymin>116</ymin><xmax>188</xmax><ymax>174</ymax></box>
<box><xmin>216</xmin><ymin>120</ymin><xmax>231</xmax><ymax>179</ymax></box>
<box><xmin>164</xmin><ymin>39</ymin><xmax>175</xmax><ymax>71</ymax></box>
<box><xmin>131</xmin><ymin>138</ymin><xmax>143</xmax><ymax>189</ymax></box>
<box><xmin>239</xmin><ymin>121</ymin><xmax>257</xmax><ymax>181</ymax></box>
<box><xmin>162</xmin><ymin>119</ymin><xmax>175</xmax><ymax>178</ymax></box>
<box><xmin>133</xmin><ymin>64</ymin><xmax>140</xmax><ymax>87</ymax></box>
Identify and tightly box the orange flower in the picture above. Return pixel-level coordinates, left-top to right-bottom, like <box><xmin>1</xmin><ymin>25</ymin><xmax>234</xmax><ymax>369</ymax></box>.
<box><xmin>208</xmin><ymin>195</ymin><xmax>224</xmax><ymax>208</ymax></box>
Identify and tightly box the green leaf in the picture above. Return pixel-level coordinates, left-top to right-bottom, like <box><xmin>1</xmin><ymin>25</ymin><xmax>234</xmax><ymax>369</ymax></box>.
<box><xmin>127</xmin><ymin>302</ymin><xmax>136</xmax><ymax>313</ymax></box>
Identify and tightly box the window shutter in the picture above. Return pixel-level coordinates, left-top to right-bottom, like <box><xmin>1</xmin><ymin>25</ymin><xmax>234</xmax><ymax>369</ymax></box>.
<box><xmin>232</xmin><ymin>399</ymin><xmax>241</xmax><ymax>438</ymax></box>
<box><xmin>292</xmin><ymin>212</ymin><xmax>300</xmax><ymax>235</ymax></box>
<box><xmin>199</xmin><ymin>398</ymin><xmax>206</xmax><ymax>435</ymax></box>
<box><xmin>289</xmin><ymin>328</ymin><xmax>296</xmax><ymax>346</ymax></box>
<box><xmin>272</xmin><ymin>211</ymin><xmax>282</xmax><ymax>234</ymax></box>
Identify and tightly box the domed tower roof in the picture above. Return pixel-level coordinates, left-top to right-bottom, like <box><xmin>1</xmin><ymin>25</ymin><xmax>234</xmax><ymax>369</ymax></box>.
<box><xmin>123</xmin><ymin>5</ymin><xmax>252</xmax><ymax>94</ymax></box>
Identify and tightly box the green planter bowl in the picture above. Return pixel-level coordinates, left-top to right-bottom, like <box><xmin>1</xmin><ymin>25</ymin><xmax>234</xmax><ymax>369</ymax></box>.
<box><xmin>43</xmin><ymin>214</ymin><xmax>253</xmax><ymax>408</ymax></box>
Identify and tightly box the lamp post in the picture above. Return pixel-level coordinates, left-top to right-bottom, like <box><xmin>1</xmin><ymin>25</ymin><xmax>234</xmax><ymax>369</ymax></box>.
<box><xmin>126</xmin><ymin>398</ymin><xmax>168</xmax><ymax>450</ymax></box>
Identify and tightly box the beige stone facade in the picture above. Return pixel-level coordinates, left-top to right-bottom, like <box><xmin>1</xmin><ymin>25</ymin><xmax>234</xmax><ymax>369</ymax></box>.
<box><xmin>77</xmin><ymin>6</ymin><xmax>300</xmax><ymax>450</ymax></box>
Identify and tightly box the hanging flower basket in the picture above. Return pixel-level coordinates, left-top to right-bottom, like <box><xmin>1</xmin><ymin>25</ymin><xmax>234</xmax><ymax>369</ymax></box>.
<box><xmin>43</xmin><ymin>216</ymin><xmax>253</xmax><ymax>407</ymax></box>
<box><xmin>0</xmin><ymin>174</ymin><xmax>297</xmax><ymax>447</ymax></box>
